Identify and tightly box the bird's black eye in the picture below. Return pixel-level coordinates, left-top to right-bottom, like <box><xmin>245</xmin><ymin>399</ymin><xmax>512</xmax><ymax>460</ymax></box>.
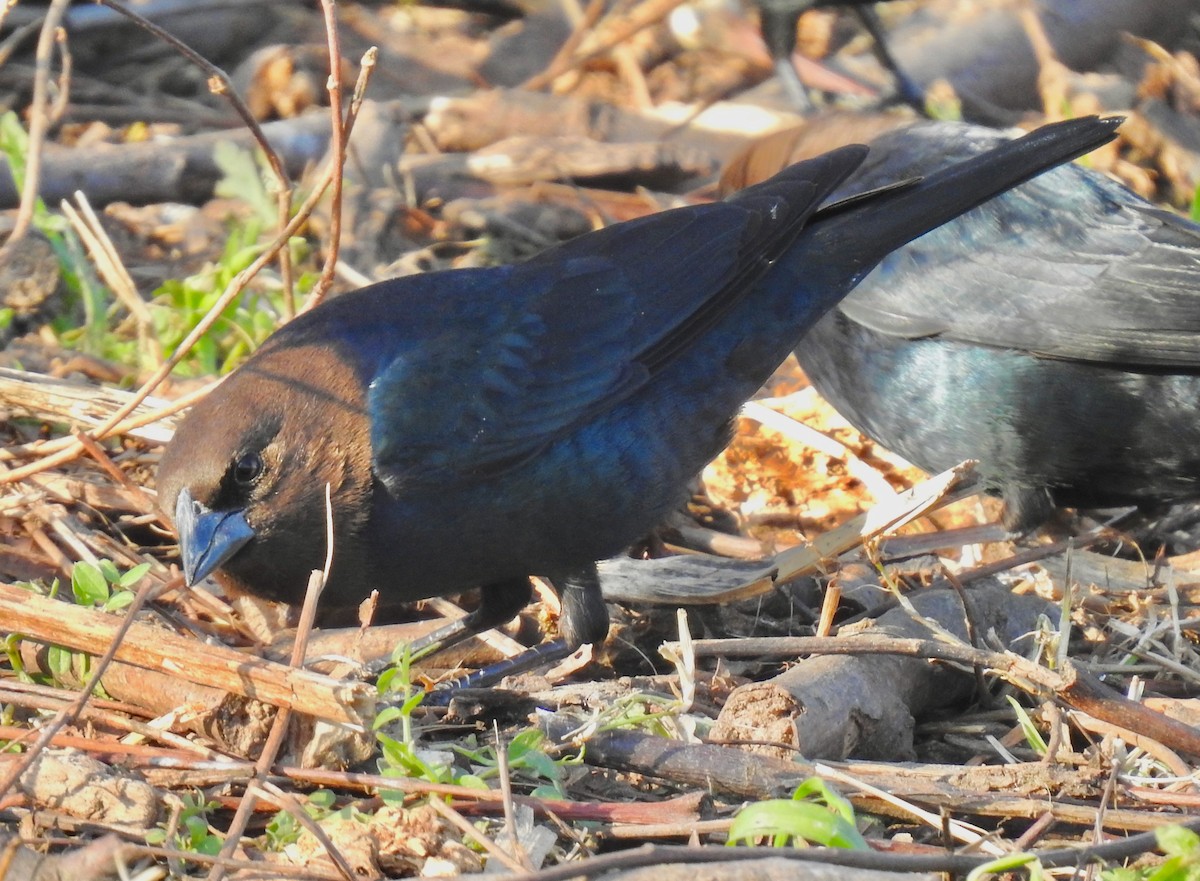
<box><xmin>233</xmin><ymin>452</ymin><xmax>263</xmax><ymax>486</ymax></box>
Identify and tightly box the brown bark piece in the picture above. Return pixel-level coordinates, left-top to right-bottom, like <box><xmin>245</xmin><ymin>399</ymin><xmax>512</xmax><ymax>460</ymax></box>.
<box><xmin>16</xmin><ymin>750</ymin><xmax>159</xmax><ymax>827</ymax></box>
<box><xmin>544</xmin><ymin>715</ymin><xmax>1111</xmax><ymax>819</ymax></box>
<box><xmin>0</xmin><ymin>833</ymin><xmax>136</xmax><ymax>881</ymax></box>
<box><xmin>0</xmin><ymin>583</ymin><xmax>372</xmax><ymax>727</ymax></box>
<box><xmin>710</xmin><ymin>580</ymin><xmax>1050</xmax><ymax>761</ymax></box>
<box><xmin>0</xmin><ymin>111</ymin><xmax>333</xmax><ymax>210</ymax></box>
<box><xmin>466</xmin><ymin>135</ymin><xmax>715</xmax><ymax>189</ymax></box>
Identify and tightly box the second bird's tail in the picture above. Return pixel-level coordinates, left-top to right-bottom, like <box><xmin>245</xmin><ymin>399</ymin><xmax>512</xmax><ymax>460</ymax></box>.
<box><xmin>799</xmin><ymin>115</ymin><xmax>1123</xmax><ymax>290</ymax></box>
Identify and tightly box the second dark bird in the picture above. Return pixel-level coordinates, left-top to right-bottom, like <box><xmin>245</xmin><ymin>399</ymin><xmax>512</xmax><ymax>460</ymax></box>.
<box><xmin>754</xmin><ymin>0</ymin><xmax>924</xmax><ymax>113</ymax></box>
<box><xmin>724</xmin><ymin>116</ymin><xmax>1200</xmax><ymax>532</ymax></box>
<box><xmin>157</xmin><ymin>116</ymin><xmax>1118</xmax><ymax>664</ymax></box>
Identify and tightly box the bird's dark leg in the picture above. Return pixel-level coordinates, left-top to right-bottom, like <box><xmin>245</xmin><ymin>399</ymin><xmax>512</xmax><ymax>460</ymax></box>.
<box><xmin>755</xmin><ymin>1</ymin><xmax>816</xmax><ymax>112</ymax></box>
<box><xmin>776</xmin><ymin>57</ymin><xmax>815</xmax><ymax>113</ymax></box>
<box><xmin>423</xmin><ymin>565</ymin><xmax>610</xmax><ymax>696</ymax></box>
<box><xmin>1000</xmin><ymin>485</ymin><xmax>1055</xmax><ymax>534</ymax></box>
<box><xmin>553</xmin><ymin>564</ymin><xmax>611</xmax><ymax>649</ymax></box>
<box><xmin>851</xmin><ymin>6</ymin><xmax>926</xmax><ymax>115</ymax></box>
<box><xmin>404</xmin><ymin>576</ymin><xmax>532</xmax><ymax>659</ymax></box>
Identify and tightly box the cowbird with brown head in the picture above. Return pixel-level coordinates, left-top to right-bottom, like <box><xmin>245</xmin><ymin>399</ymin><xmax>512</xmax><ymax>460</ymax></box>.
<box><xmin>158</xmin><ymin>116</ymin><xmax>1119</xmax><ymax>672</ymax></box>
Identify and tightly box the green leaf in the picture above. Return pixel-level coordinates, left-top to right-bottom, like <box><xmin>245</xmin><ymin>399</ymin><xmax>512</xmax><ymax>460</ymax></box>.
<box><xmin>195</xmin><ymin>834</ymin><xmax>223</xmax><ymax>857</ymax></box>
<box><xmin>0</xmin><ymin>112</ymin><xmax>30</xmax><ymax>187</ymax></box>
<box><xmin>792</xmin><ymin>779</ymin><xmax>856</xmax><ymax>823</ymax></box>
<box><xmin>307</xmin><ymin>789</ymin><xmax>336</xmax><ymax>811</ymax></box>
<box><xmin>373</xmin><ymin>706</ymin><xmax>404</xmax><ymax>730</ymax></box>
<box><xmin>378</xmin><ymin>786</ymin><xmax>407</xmax><ymax>806</ymax></box>
<box><xmin>4</xmin><ymin>634</ymin><xmax>27</xmax><ymax>682</ymax></box>
<box><xmin>727</xmin><ymin>800</ymin><xmax>869</xmax><ymax>849</ymax></box>
<box><xmin>377</xmin><ymin>736</ymin><xmax>430</xmax><ymax>777</ymax></box>
<box><xmin>1006</xmin><ymin>696</ymin><xmax>1048</xmax><ymax>756</ymax></box>
<box><xmin>518</xmin><ymin>749</ymin><xmax>561</xmax><ymax>784</ymax></box>
<box><xmin>104</xmin><ymin>591</ymin><xmax>136</xmax><ymax>612</ymax></box>
<box><xmin>1157</xmin><ymin>825</ymin><xmax>1200</xmax><ymax>858</ymax></box>
<box><xmin>71</xmin><ymin>562</ymin><xmax>110</xmax><ymax>606</ymax></box>
<box><xmin>376</xmin><ymin>667</ymin><xmax>400</xmax><ymax>695</ymax></box>
<box><xmin>97</xmin><ymin>559</ymin><xmax>122</xmax><ymax>585</ymax></box>
<box><xmin>967</xmin><ymin>853</ymin><xmax>1042</xmax><ymax>881</ymax></box>
<box><xmin>47</xmin><ymin>645</ymin><xmax>73</xmax><ymax>681</ymax></box>
<box><xmin>117</xmin><ymin>562</ymin><xmax>151</xmax><ymax>588</ymax></box>
<box><xmin>398</xmin><ymin>690</ymin><xmax>425</xmax><ymax>716</ymax></box>
<box><xmin>183</xmin><ymin>814</ymin><xmax>209</xmax><ymax>844</ymax></box>
<box><xmin>264</xmin><ymin>811</ymin><xmax>300</xmax><ymax>850</ymax></box>
<box><xmin>144</xmin><ymin>828</ymin><xmax>167</xmax><ymax>846</ymax></box>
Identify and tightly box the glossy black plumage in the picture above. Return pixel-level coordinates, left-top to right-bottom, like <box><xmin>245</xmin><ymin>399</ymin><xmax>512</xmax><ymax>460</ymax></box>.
<box><xmin>731</xmin><ymin>119</ymin><xmax>1200</xmax><ymax>530</ymax></box>
<box><xmin>157</xmin><ymin>117</ymin><xmax>1118</xmax><ymax>663</ymax></box>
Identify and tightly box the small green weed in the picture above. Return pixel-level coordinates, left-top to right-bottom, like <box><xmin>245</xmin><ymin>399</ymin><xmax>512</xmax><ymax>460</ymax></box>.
<box><xmin>1006</xmin><ymin>696</ymin><xmax>1049</xmax><ymax>757</ymax></box>
<box><xmin>727</xmin><ymin>778</ymin><xmax>868</xmax><ymax>849</ymax></box>
<box><xmin>262</xmin><ymin>789</ymin><xmax>338</xmax><ymax>851</ymax></box>
<box><xmin>587</xmin><ymin>690</ymin><xmax>700</xmax><ymax>742</ymax></box>
<box><xmin>451</xmin><ymin>728</ymin><xmax>572</xmax><ymax>799</ymax></box>
<box><xmin>1103</xmin><ymin>826</ymin><xmax>1200</xmax><ymax>881</ymax></box>
<box><xmin>951</xmin><ymin>824</ymin><xmax>1200</xmax><ymax>881</ymax></box>
<box><xmin>71</xmin><ymin>559</ymin><xmax>147</xmax><ymax>611</ymax></box>
<box><xmin>148</xmin><ymin>218</ymin><xmax>301</xmax><ymax>376</ymax></box>
<box><xmin>374</xmin><ymin>644</ymin><xmax>447</xmax><ymax>796</ymax></box>
<box><xmin>0</xmin><ymin>113</ymin><xmax>311</xmax><ymax>376</ymax></box>
<box><xmin>146</xmin><ymin>793</ymin><xmax>224</xmax><ymax>857</ymax></box>
<box><xmin>2</xmin><ymin>560</ymin><xmax>148</xmax><ymax>690</ymax></box>
<box><xmin>373</xmin><ymin>645</ymin><xmax>574</xmax><ymax>800</ymax></box>
<box><xmin>967</xmin><ymin>852</ymin><xmax>1046</xmax><ymax>881</ymax></box>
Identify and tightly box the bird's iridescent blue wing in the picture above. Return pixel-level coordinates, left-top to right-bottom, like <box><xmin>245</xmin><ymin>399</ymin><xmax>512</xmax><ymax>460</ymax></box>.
<box><xmin>367</xmin><ymin>149</ymin><xmax>863</xmax><ymax>491</ymax></box>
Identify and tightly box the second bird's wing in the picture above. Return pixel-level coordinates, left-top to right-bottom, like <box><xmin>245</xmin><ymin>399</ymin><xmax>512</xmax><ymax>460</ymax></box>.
<box><xmin>368</xmin><ymin>148</ymin><xmax>867</xmax><ymax>491</ymax></box>
<box><xmin>832</xmin><ymin>123</ymin><xmax>1200</xmax><ymax>367</ymax></box>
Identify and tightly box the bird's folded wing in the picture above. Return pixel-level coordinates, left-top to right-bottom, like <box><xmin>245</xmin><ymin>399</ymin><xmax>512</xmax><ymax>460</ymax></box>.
<box><xmin>839</xmin><ymin>174</ymin><xmax>1200</xmax><ymax>367</ymax></box>
<box><xmin>369</xmin><ymin>148</ymin><xmax>868</xmax><ymax>490</ymax></box>
<box><xmin>813</xmin><ymin>123</ymin><xmax>1200</xmax><ymax>367</ymax></box>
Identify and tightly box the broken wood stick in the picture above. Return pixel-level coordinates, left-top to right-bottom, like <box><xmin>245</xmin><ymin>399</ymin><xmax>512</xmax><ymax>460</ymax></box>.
<box><xmin>0</xmin><ymin>582</ymin><xmax>372</xmax><ymax>727</ymax></box>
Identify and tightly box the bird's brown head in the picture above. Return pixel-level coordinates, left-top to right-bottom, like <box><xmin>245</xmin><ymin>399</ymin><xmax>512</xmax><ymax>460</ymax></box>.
<box><xmin>157</xmin><ymin>339</ymin><xmax>376</xmax><ymax>606</ymax></box>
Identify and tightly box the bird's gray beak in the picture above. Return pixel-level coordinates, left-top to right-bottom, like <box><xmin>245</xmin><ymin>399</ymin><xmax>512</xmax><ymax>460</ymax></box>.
<box><xmin>174</xmin><ymin>488</ymin><xmax>255</xmax><ymax>585</ymax></box>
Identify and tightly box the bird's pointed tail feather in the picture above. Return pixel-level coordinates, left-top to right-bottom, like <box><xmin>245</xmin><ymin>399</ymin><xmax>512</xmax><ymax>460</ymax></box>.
<box><xmin>811</xmin><ymin>115</ymin><xmax>1123</xmax><ymax>280</ymax></box>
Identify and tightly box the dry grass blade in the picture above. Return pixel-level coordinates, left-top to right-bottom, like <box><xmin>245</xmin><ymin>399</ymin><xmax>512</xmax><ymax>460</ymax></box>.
<box><xmin>60</xmin><ymin>192</ymin><xmax>163</xmax><ymax>368</ymax></box>
<box><xmin>741</xmin><ymin>399</ymin><xmax>899</xmax><ymax>504</ymax></box>
<box><xmin>814</xmin><ymin>763</ymin><xmax>1005</xmax><ymax>855</ymax></box>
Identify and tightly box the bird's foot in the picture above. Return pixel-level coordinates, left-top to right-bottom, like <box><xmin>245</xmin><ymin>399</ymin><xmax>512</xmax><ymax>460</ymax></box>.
<box><xmin>422</xmin><ymin>638</ymin><xmax>576</xmax><ymax>704</ymax></box>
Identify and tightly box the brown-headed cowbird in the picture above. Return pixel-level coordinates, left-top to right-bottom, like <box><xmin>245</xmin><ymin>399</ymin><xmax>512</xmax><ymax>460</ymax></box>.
<box><xmin>157</xmin><ymin>117</ymin><xmax>1119</xmax><ymax>667</ymax></box>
